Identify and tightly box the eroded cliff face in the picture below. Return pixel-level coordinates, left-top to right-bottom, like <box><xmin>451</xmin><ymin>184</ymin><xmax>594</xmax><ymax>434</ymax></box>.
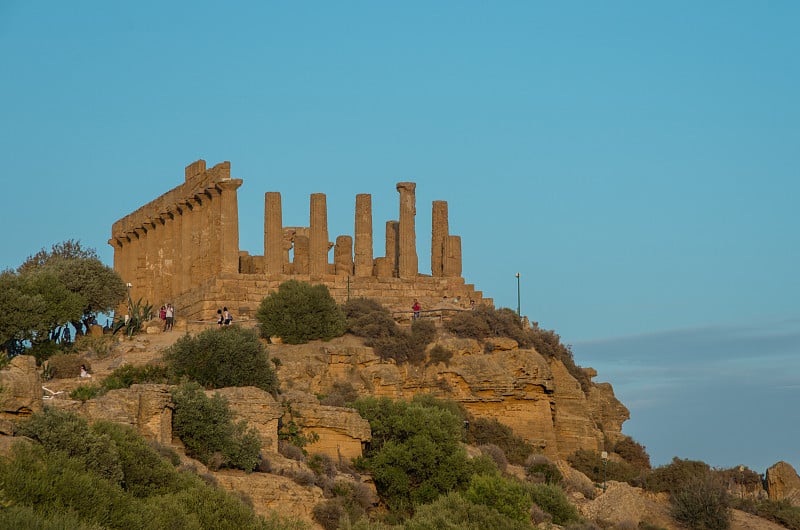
<box><xmin>272</xmin><ymin>334</ymin><xmax>629</xmax><ymax>460</ymax></box>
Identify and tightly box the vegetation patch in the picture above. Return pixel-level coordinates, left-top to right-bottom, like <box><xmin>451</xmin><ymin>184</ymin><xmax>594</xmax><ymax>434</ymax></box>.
<box><xmin>164</xmin><ymin>326</ymin><xmax>278</xmax><ymax>392</ymax></box>
<box><xmin>257</xmin><ymin>280</ymin><xmax>346</xmax><ymax>344</ymax></box>
<box><xmin>171</xmin><ymin>382</ymin><xmax>262</xmax><ymax>472</ymax></box>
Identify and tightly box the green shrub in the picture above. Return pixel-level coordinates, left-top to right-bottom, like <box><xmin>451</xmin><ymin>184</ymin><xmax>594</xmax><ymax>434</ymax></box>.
<box><xmin>567</xmin><ymin>449</ymin><xmax>640</xmax><ymax>485</ymax></box>
<box><xmin>528</xmin><ymin>482</ymin><xmax>580</xmax><ymax>525</ymax></box>
<box><xmin>101</xmin><ymin>363</ymin><xmax>173</xmax><ymax>391</ymax></box>
<box><xmin>0</xmin><ymin>411</ymin><xmax>292</xmax><ymax>530</ymax></box>
<box><xmin>670</xmin><ymin>474</ymin><xmax>730</xmax><ymax>530</ymax></box>
<box><xmin>70</xmin><ymin>383</ymin><xmax>102</xmax><ymax>401</ymax></box>
<box><xmin>257</xmin><ymin>280</ymin><xmax>346</xmax><ymax>344</ymax></box>
<box><xmin>164</xmin><ymin>327</ymin><xmax>278</xmax><ymax>392</ymax></box>
<box><xmin>45</xmin><ymin>353</ymin><xmax>86</xmax><ymax>379</ymax></box>
<box><xmin>343</xmin><ymin>297</ymin><xmax>396</xmax><ymax>339</ymax></box>
<box><xmin>343</xmin><ymin>297</ymin><xmax>433</xmax><ymax>365</ymax></box>
<box><xmin>464</xmin><ymin>473</ymin><xmax>532</xmax><ymax>522</ymax></box>
<box><xmin>479</xmin><ymin>444</ymin><xmax>508</xmax><ymax>472</ymax></box>
<box><xmin>525</xmin><ymin>454</ymin><xmax>563</xmax><ymax>485</ymax></box>
<box><xmin>731</xmin><ymin>498</ymin><xmax>800</xmax><ymax>530</ymax></box>
<box><xmin>73</xmin><ymin>333</ymin><xmax>114</xmax><ymax>358</ymax></box>
<box><xmin>171</xmin><ymin>382</ymin><xmax>261</xmax><ymax>472</ymax></box>
<box><xmin>612</xmin><ymin>435</ymin><xmax>651</xmax><ymax>469</ymax></box>
<box><xmin>714</xmin><ymin>465</ymin><xmax>762</xmax><ymax>489</ymax></box>
<box><xmin>467</xmin><ymin>417</ymin><xmax>534</xmax><ymax>466</ymax></box>
<box><xmin>319</xmin><ymin>380</ymin><xmax>359</xmax><ymax>407</ymax></box>
<box><xmin>16</xmin><ymin>408</ymin><xmax>124</xmax><ymax>484</ymax></box>
<box><xmin>405</xmin><ymin>491</ymin><xmax>531</xmax><ymax>530</ymax></box>
<box><xmin>0</xmin><ymin>504</ymin><xmax>103</xmax><ymax>530</ymax></box>
<box><xmin>645</xmin><ymin>457</ymin><xmax>711</xmax><ymax>494</ymax></box>
<box><xmin>354</xmin><ymin>396</ymin><xmax>475</xmax><ymax>515</ymax></box>
<box><xmin>427</xmin><ymin>344</ymin><xmax>453</xmax><ymax>366</ymax></box>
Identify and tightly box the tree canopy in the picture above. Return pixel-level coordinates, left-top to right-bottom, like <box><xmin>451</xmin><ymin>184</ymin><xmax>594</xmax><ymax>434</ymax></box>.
<box><xmin>0</xmin><ymin>240</ymin><xmax>125</xmax><ymax>359</ymax></box>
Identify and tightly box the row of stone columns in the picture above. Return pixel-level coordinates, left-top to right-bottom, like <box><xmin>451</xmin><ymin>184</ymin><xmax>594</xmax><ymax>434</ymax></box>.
<box><xmin>261</xmin><ymin>182</ymin><xmax>460</xmax><ymax>279</ymax></box>
<box><xmin>110</xmin><ymin>170</ymin><xmax>242</xmax><ymax>311</ymax></box>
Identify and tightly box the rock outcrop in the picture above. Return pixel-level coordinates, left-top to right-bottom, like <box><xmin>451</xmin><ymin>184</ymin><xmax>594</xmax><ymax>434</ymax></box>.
<box><xmin>271</xmin><ymin>334</ymin><xmax>629</xmax><ymax>460</ymax></box>
<box><xmin>766</xmin><ymin>461</ymin><xmax>800</xmax><ymax>506</ymax></box>
<box><xmin>0</xmin><ymin>355</ymin><xmax>42</xmax><ymax>434</ymax></box>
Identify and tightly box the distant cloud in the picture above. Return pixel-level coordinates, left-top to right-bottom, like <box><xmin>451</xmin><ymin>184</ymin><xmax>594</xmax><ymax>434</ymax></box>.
<box><xmin>572</xmin><ymin>318</ymin><xmax>800</xmax><ymax>473</ymax></box>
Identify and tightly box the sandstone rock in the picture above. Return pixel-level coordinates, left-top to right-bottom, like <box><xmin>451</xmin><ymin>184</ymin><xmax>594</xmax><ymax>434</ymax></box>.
<box><xmin>486</xmin><ymin>337</ymin><xmax>518</xmax><ymax>352</ymax></box>
<box><xmin>766</xmin><ymin>461</ymin><xmax>800</xmax><ymax>506</ymax></box>
<box><xmin>213</xmin><ymin>469</ymin><xmax>326</xmax><ymax>528</ymax></box>
<box><xmin>0</xmin><ymin>355</ymin><xmax>42</xmax><ymax>433</ymax></box>
<box><xmin>290</xmin><ymin>402</ymin><xmax>371</xmax><ymax>461</ymax></box>
<box><xmin>49</xmin><ymin>384</ymin><xmax>174</xmax><ymax>445</ymax></box>
<box><xmin>577</xmin><ymin>481</ymin><xmax>672</xmax><ymax>528</ymax></box>
<box><xmin>211</xmin><ymin>386</ymin><xmax>283</xmax><ymax>454</ymax></box>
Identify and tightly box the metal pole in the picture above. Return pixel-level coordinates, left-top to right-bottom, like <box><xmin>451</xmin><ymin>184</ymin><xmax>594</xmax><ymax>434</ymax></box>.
<box><xmin>515</xmin><ymin>272</ymin><xmax>521</xmax><ymax>316</ymax></box>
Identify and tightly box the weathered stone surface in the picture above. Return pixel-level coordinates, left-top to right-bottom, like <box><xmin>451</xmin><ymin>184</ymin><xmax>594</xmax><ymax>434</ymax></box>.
<box><xmin>54</xmin><ymin>384</ymin><xmax>174</xmax><ymax>444</ymax></box>
<box><xmin>0</xmin><ymin>355</ymin><xmax>41</xmax><ymax>433</ymax></box>
<box><xmin>211</xmin><ymin>386</ymin><xmax>283</xmax><ymax>454</ymax></box>
<box><xmin>577</xmin><ymin>481</ymin><xmax>672</xmax><ymax>529</ymax></box>
<box><xmin>271</xmin><ymin>335</ymin><xmax>627</xmax><ymax>460</ymax></box>
<box><xmin>213</xmin><ymin>469</ymin><xmax>326</xmax><ymax>528</ymax></box>
<box><xmin>291</xmin><ymin>402</ymin><xmax>371</xmax><ymax>460</ymax></box>
<box><xmin>766</xmin><ymin>461</ymin><xmax>800</xmax><ymax>506</ymax></box>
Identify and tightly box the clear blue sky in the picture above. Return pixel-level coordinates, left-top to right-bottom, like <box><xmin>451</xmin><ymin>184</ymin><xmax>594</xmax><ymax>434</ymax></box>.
<box><xmin>1</xmin><ymin>2</ymin><xmax>798</xmax><ymax>473</ymax></box>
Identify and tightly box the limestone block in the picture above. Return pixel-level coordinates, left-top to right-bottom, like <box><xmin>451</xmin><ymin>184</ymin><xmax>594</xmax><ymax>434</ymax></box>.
<box><xmin>79</xmin><ymin>384</ymin><xmax>173</xmax><ymax>444</ymax></box>
<box><xmin>767</xmin><ymin>461</ymin><xmax>800</xmax><ymax>505</ymax></box>
<box><xmin>0</xmin><ymin>355</ymin><xmax>41</xmax><ymax>426</ymax></box>
<box><xmin>212</xmin><ymin>386</ymin><xmax>283</xmax><ymax>453</ymax></box>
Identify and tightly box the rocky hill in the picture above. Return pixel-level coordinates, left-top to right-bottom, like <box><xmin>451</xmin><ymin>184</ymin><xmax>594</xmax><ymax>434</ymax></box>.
<box><xmin>1</xmin><ymin>319</ymin><xmax>799</xmax><ymax>529</ymax></box>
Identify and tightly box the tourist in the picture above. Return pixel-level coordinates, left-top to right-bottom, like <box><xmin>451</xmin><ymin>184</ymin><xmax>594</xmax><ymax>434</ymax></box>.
<box><xmin>165</xmin><ymin>303</ymin><xmax>174</xmax><ymax>331</ymax></box>
<box><xmin>159</xmin><ymin>305</ymin><xmax>166</xmax><ymax>324</ymax></box>
<box><xmin>223</xmin><ymin>307</ymin><xmax>233</xmax><ymax>326</ymax></box>
<box><xmin>79</xmin><ymin>364</ymin><xmax>91</xmax><ymax>379</ymax></box>
<box><xmin>217</xmin><ymin>309</ymin><xmax>224</xmax><ymax>326</ymax></box>
<box><xmin>412</xmin><ymin>299</ymin><xmax>421</xmax><ymax>320</ymax></box>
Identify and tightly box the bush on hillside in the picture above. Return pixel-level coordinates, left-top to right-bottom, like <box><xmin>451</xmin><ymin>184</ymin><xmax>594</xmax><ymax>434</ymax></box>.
<box><xmin>0</xmin><ymin>409</ymin><xmax>291</xmax><ymax>529</ymax></box>
<box><xmin>463</xmin><ymin>472</ymin><xmax>533</xmax><ymax>522</ymax></box>
<box><xmin>612</xmin><ymin>435</ymin><xmax>651</xmax><ymax>469</ymax></box>
<box><xmin>164</xmin><ymin>326</ymin><xmax>278</xmax><ymax>392</ymax></box>
<box><xmin>318</xmin><ymin>381</ymin><xmax>359</xmax><ymax>407</ymax></box>
<box><xmin>525</xmin><ymin>454</ymin><xmax>563</xmax><ymax>485</ymax></box>
<box><xmin>466</xmin><ymin>417</ymin><xmax>535</xmax><ymax>466</ymax></box>
<box><xmin>257</xmin><ymin>280</ymin><xmax>346</xmax><ymax>344</ymax></box>
<box><xmin>567</xmin><ymin>449</ymin><xmax>640</xmax><ymax>485</ymax></box>
<box><xmin>343</xmin><ymin>297</ymin><xmax>435</xmax><ymax>364</ymax></box>
<box><xmin>45</xmin><ymin>353</ymin><xmax>87</xmax><ymax>379</ymax></box>
<box><xmin>527</xmin><ymin>482</ymin><xmax>581</xmax><ymax>525</ymax></box>
<box><xmin>731</xmin><ymin>498</ymin><xmax>800</xmax><ymax>530</ymax></box>
<box><xmin>101</xmin><ymin>363</ymin><xmax>174</xmax><ymax>391</ymax></box>
<box><xmin>444</xmin><ymin>306</ymin><xmax>592</xmax><ymax>392</ymax></box>
<box><xmin>670</xmin><ymin>474</ymin><xmax>731</xmax><ymax>530</ymax></box>
<box><xmin>171</xmin><ymin>383</ymin><xmax>261</xmax><ymax>472</ymax></box>
<box><xmin>645</xmin><ymin>457</ymin><xmax>711</xmax><ymax>494</ymax></box>
<box><xmin>403</xmin><ymin>491</ymin><xmax>532</xmax><ymax>530</ymax></box>
<box><xmin>354</xmin><ymin>395</ymin><xmax>489</xmax><ymax>515</ymax></box>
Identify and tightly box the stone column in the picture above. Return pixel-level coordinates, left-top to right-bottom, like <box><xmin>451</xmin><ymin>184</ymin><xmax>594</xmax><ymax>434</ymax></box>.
<box><xmin>354</xmin><ymin>194</ymin><xmax>373</xmax><ymax>277</ymax></box>
<box><xmin>162</xmin><ymin>208</ymin><xmax>177</xmax><ymax>300</ymax></box>
<box><xmin>264</xmin><ymin>192</ymin><xmax>283</xmax><ymax>275</ymax></box>
<box><xmin>144</xmin><ymin>218</ymin><xmax>160</xmax><ymax>306</ymax></box>
<box><xmin>309</xmin><ymin>193</ymin><xmax>329</xmax><ymax>276</ymax></box>
<box><xmin>383</xmin><ymin>221</ymin><xmax>399</xmax><ymax>277</ymax></box>
<box><xmin>179</xmin><ymin>200</ymin><xmax>195</xmax><ymax>294</ymax></box>
<box><xmin>431</xmin><ymin>200</ymin><xmax>448</xmax><ymax>277</ymax></box>
<box><xmin>218</xmin><ymin>179</ymin><xmax>243</xmax><ymax>274</ymax></box>
<box><xmin>396</xmin><ymin>182</ymin><xmax>418</xmax><ymax>278</ymax></box>
<box><xmin>334</xmin><ymin>236</ymin><xmax>353</xmax><ymax>276</ymax></box>
<box><xmin>443</xmin><ymin>235</ymin><xmax>462</xmax><ymax>277</ymax></box>
<box><xmin>294</xmin><ymin>235</ymin><xmax>310</xmax><ymax>274</ymax></box>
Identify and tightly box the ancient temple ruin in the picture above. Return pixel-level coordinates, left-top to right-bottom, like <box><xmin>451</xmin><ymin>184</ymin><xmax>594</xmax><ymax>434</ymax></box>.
<box><xmin>109</xmin><ymin>160</ymin><xmax>490</xmax><ymax>321</ymax></box>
